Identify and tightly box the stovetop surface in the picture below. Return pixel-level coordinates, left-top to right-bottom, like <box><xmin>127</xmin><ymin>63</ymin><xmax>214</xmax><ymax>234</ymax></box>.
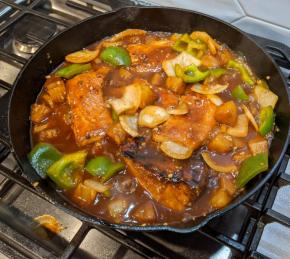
<box><xmin>0</xmin><ymin>1</ymin><xmax>290</xmax><ymax>259</ymax></box>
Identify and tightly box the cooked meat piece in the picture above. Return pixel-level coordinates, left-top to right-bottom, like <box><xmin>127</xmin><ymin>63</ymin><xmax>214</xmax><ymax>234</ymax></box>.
<box><xmin>31</xmin><ymin>104</ymin><xmax>50</xmax><ymax>123</ymax></box>
<box><xmin>125</xmin><ymin>158</ymin><xmax>192</xmax><ymax>211</ymax></box>
<box><xmin>153</xmin><ymin>95</ymin><xmax>216</xmax><ymax>150</ymax></box>
<box><xmin>66</xmin><ymin>71</ymin><xmax>113</xmax><ymax>146</ymax></box>
<box><xmin>128</xmin><ymin>41</ymin><xmax>175</xmax><ymax>73</ymax></box>
<box><xmin>122</xmin><ymin>137</ymin><xmax>182</xmax><ymax>179</ymax></box>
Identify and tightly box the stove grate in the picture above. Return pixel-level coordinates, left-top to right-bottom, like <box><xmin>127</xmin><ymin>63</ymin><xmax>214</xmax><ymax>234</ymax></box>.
<box><xmin>0</xmin><ymin>1</ymin><xmax>289</xmax><ymax>258</ymax></box>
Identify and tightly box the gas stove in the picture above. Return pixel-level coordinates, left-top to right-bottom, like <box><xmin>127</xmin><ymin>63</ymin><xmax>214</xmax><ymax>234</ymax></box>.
<box><xmin>0</xmin><ymin>1</ymin><xmax>290</xmax><ymax>259</ymax></box>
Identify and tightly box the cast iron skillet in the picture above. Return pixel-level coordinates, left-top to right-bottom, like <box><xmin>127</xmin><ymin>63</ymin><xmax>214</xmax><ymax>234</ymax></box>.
<box><xmin>0</xmin><ymin>7</ymin><xmax>289</xmax><ymax>233</ymax></box>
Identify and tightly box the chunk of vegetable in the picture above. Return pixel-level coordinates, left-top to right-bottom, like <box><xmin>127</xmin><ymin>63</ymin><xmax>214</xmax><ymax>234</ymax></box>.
<box><xmin>236</xmin><ymin>153</ymin><xmax>268</xmax><ymax>188</ymax></box>
<box><xmin>101</xmin><ymin>162</ymin><xmax>125</xmax><ymax>183</ymax></box>
<box><xmin>108</xmin><ymin>84</ymin><xmax>141</xmax><ymax>115</ymax></box>
<box><xmin>119</xmin><ymin>114</ymin><xmax>139</xmax><ymax>137</ymax></box>
<box><xmin>100</xmin><ymin>46</ymin><xmax>131</xmax><ymax>66</ymax></box>
<box><xmin>28</xmin><ymin>143</ymin><xmax>62</xmax><ymax>179</ymax></box>
<box><xmin>65</xmin><ymin>49</ymin><xmax>99</xmax><ymax>63</ymax></box>
<box><xmin>257</xmin><ymin>79</ymin><xmax>269</xmax><ymax>89</ymax></box>
<box><xmin>47</xmin><ymin>150</ymin><xmax>87</xmax><ymax>189</ymax></box>
<box><xmin>108</xmin><ymin>198</ymin><xmax>128</xmax><ymax>222</ymax></box>
<box><xmin>220</xmin><ymin>175</ymin><xmax>236</xmax><ymax>196</ymax></box>
<box><xmin>201</xmin><ymin>152</ymin><xmax>237</xmax><ymax>173</ymax></box>
<box><xmin>190</xmin><ymin>31</ymin><xmax>220</xmax><ymax>55</ymax></box>
<box><xmin>175</xmin><ymin>63</ymin><xmax>210</xmax><ymax>83</ymax></box>
<box><xmin>85</xmin><ymin>156</ymin><xmax>112</xmax><ymax>176</ymax></box>
<box><xmin>206</xmin><ymin>94</ymin><xmax>223</xmax><ymax>106</ymax></box>
<box><xmin>108</xmin><ymin>81</ymin><xmax>155</xmax><ymax>115</ymax></box>
<box><xmin>191</xmin><ymin>83</ymin><xmax>228</xmax><ymax>95</ymax></box>
<box><xmin>227</xmin><ymin>114</ymin><xmax>249</xmax><ymax>137</ymax></box>
<box><xmin>85</xmin><ymin>156</ymin><xmax>125</xmax><ymax>182</ymax></box>
<box><xmin>208</xmin><ymin>133</ymin><xmax>233</xmax><ymax>153</ymax></box>
<box><xmin>259</xmin><ymin>106</ymin><xmax>275</xmax><ymax>136</ymax></box>
<box><xmin>55</xmin><ymin>63</ymin><xmax>92</xmax><ymax>79</ymax></box>
<box><xmin>254</xmin><ymin>85</ymin><xmax>278</xmax><ymax>109</ymax></box>
<box><xmin>139</xmin><ymin>106</ymin><xmax>169</xmax><ymax>128</ymax></box>
<box><xmin>231</xmin><ymin>85</ymin><xmax>249</xmax><ymax>101</ymax></box>
<box><xmin>132</xmin><ymin>201</ymin><xmax>156</xmax><ymax>222</ymax></box>
<box><xmin>119</xmin><ymin>68</ymin><xmax>132</xmax><ymax>79</ymax></box>
<box><xmin>211</xmin><ymin>68</ymin><xmax>227</xmax><ymax>78</ymax></box>
<box><xmin>162</xmin><ymin>51</ymin><xmax>201</xmax><ymax>77</ymax></box>
<box><xmin>215</xmin><ymin>101</ymin><xmax>238</xmax><ymax>126</ymax></box>
<box><xmin>166</xmin><ymin>101</ymin><xmax>189</xmax><ymax>115</ymax></box>
<box><xmin>232</xmin><ymin>150</ymin><xmax>251</xmax><ymax>163</ymax></box>
<box><xmin>201</xmin><ymin>55</ymin><xmax>220</xmax><ymax>68</ymax></box>
<box><xmin>83</xmin><ymin>179</ymin><xmax>110</xmax><ymax>192</ymax></box>
<box><xmin>227</xmin><ymin>60</ymin><xmax>255</xmax><ymax>85</ymax></box>
<box><xmin>166</xmin><ymin>76</ymin><xmax>185</xmax><ymax>94</ymax></box>
<box><xmin>73</xmin><ymin>182</ymin><xmax>97</xmax><ymax>204</ymax></box>
<box><xmin>151</xmin><ymin>73</ymin><xmax>162</xmax><ymax>85</ymax></box>
<box><xmin>138</xmin><ymin>80</ymin><xmax>156</xmax><ymax>108</ymax></box>
<box><xmin>248</xmin><ymin>136</ymin><xmax>268</xmax><ymax>155</ymax></box>
<box><xmin>173</xmin><ymin>33</ymin><xmax>207</xmax><ymax>57</ymax></box>
<box><xmin>242</xmin><ymin>104</ymin><xmax>258</xmax><ymax>131</ymax></box>
<box><xmin>160</xmin><ymin>141</ymin><xmax>193</xmax><ymax>160</ymax></box>
<box><xmin>211</xmin><ymin>189</ymin><xmax>232</xmax><ymax>208</ymax></box>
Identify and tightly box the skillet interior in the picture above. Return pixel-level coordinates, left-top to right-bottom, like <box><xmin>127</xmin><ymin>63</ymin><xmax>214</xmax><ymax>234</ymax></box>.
<box><xmin>8</xmin><ymin>7</ymin><xmax>290</xmax><ymax>232</ymax></box>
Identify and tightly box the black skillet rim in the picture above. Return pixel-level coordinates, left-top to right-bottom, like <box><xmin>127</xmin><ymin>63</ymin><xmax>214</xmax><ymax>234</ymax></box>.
<box><xmin>8</xmin><ymin>6</ymin><xmax>290</xmax><ymax>233</ymax></box>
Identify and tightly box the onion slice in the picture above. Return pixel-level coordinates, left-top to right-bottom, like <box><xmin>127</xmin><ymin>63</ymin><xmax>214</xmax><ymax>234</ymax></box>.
<box><xmin>83</xmin><ymin>179</ymin><xmax>109</xmax><ymax>193</ymax></box>
<box><xmin>139</xmin><ymin>106</ymin><xmax>169</xmax><ymax>128</ymax></box>
<box><xmin>160</xmin><ymin>141</ymin><xmax>193</xmax><ymax>160</ymax></box>
<box><xmin>162</xmin><ymin>52</ymin><xmax>201</xmax><ymax>77</ymax></box>
<box><xmin>242</xmin><ymin>104</ymin><xmax>259</xmax><ymax>131</ymax></box>
<box><xmin>167</xmin><ymin>102</ymin><xmax>189</xmax><ymax>115</ymax></box>
<box><xmin>119</xmin><ymin>114</ymin><xmax>139</xmax><ymax>137</ymax></box>
<box><xmin>201</xmin><ymin>152</ymin><xmax>237</xmax><ymax>173</ymax></box>
<box><xmin>226</xmin><ymin>114</ymin><xmax>249</xmax><ymax>137</ymax></box>
<box><xmin>206</xmin><ymin>94</ymin><xmax>223</xmax><ymax>106</ymax></box>
<box><xmin>191</xmin><ymin>83</ymin><xmax>228</xmax><ymax>95</ymax></box>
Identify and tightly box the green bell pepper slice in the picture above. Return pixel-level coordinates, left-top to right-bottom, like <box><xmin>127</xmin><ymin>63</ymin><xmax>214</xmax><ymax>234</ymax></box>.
<box><xmin>259</xmin><ymin>106</ymin><xmax>275</xmax><ymax>136</ymax></box>
<box><xmin>227</xmin><ymin>60</ymin><xmax>255</xmax><ymax>85</ymax></box>
<box><xmin>100</xmin><ymin>46</ymin><xmax>131</xmax><ymax>66</ymax></box>
<box><xmin>47</xmin><ymin>150</ymin><xmax>87</xmax><ymax>189</ymax></box>
<box><xmin>85</xmin><ymin>156</ymin><xmax>112</xmax><ymax>176</ymax></box>
<box><xmin>236</xmin><ymin>153</ymin><xmax>268</xmax><ymax>188</ymax></box>
<box><xmin>231</xmin><ymin>85</ymin><xmax>249</xmax><ymax>101</ymax></box>
<box><xmin>172</xmin><ymin>34</ymin><xmax>192</xmax><ymax>52</ymax></box>
<box><xmin>85</xmin><ymin>155</ymin><xmax>125</xmax><ymax>182</ymax></box>
<box><xmin>175</xmin><ymin>64</ymin><xmax>210</xmax><ymax>83</ymax></box>
<box><xmin>210</xmin><ymin>68</ymin><xmax>227</xmax><ymax>78</ymax></box>
<box><xmin>55</xmin><ymin>63</ymin><xmax>92</xmax><ymax>79</ymax></box>
<box><xmin>101</xmin><ymin>162</ymin><xmax>125</xmax><ymax>183</ymax></box>
<box><xmin>173</xmin><ymin>34</ymin><xmax>207</xmax><ymax>57</ymax></box>
<box><xmin>28</xmin><ymin>143</ymin><xmax>62</xmax><ymax>179</ymax></box>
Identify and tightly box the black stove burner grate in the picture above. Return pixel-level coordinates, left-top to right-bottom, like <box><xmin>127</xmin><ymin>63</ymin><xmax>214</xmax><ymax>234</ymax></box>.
<box><xmin>0</xmin><ymin>1</ymin><xmax>289</xmax><ymax>258</ymax></box>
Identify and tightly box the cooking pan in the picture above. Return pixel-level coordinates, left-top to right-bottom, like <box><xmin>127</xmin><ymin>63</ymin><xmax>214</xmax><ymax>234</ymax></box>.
<box><xmin>0</xmin><ymin>7</ymin><xmax>289</xmax><ymax>233</ymax></box>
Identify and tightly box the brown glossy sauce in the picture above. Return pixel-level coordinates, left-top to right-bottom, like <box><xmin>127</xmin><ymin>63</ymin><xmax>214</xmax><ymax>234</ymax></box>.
<box><xmin>30</xmin><ymin>31</ymin><xmax>271</xmax><ymax>226</ymax></box>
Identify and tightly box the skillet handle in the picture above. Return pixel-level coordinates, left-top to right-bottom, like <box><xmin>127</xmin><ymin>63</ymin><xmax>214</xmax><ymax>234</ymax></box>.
<box><xmin>0</xmin><ymin>91</ymin><xmax>11</xmax><ymax>148</ymax></box>
<box><xmin>248</xmin><ymin>34</ymin><xmax>290</xmax><ymax>69</ymax></box>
